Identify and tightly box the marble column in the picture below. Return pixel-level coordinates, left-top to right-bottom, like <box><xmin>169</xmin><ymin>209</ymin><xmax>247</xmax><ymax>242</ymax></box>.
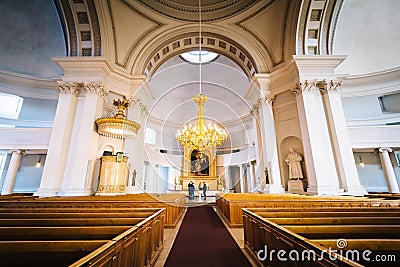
<box><xmin>259</xmin><ymin>96</ymin><xmax>284</xmax><ymax>193</ymax></box>
<box><xmin>1</xmin><ymin>150</ymin><xmax>23</xmax><ymax>195</ymax></box>
<box><xmin>35</xmin><ymin>82</ymin><xmax>80</xmax><ymax>197</ymax></box>
<box><xmin>320</xmin><ymin>80</ymin><xmax>367</xmax><ymax>196</ymax></box>
<box><xmin>379</xmin><ymin>148</ymin><xmax>400</xmax><ymax>193</ymax></box>
<box><xmin>251</xmin><ymin>102</ymin><xmax>266</xmax><ymax>192</ymax></box>
<box><xmin>144</xmin><ymin>162</ymin><xmax>151</xmax><ymax>191</ymax></box>
<box><xmin>63</xmin><ymin>81</ymin><xmax>108</xmax><ymax>196</ymax></box>
<box><xmin>249</xmin><ymin>162</ymin><xmax>256</xmax><ymax>192</ymax></box>
<box><xmin>292</xmin><ymin>81</ymin><xmax>340</xmax><ymax>195</ymax></box>
<box><xmin>125</xmin><ymin>97</ymin><xmax>147</xmax><ymax>194</ymax></box>
<box><xmin>239</xmin><ymin>164</ymin><xmax>245</xmax><ymax>193</ymax></box>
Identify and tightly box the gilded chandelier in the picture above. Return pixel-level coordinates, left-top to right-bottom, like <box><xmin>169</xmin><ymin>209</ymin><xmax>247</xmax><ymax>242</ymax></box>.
<box><xmin>176</xmin><ymin>94</ymin><xmax>227</xmax><ymax>150</ymax></box>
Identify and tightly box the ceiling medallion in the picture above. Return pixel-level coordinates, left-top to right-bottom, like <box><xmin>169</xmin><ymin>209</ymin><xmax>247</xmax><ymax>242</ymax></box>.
<box><xmin>95</xmin><ymin>98</ymin><xmax>141</xmax><ymax>139</ymax></box>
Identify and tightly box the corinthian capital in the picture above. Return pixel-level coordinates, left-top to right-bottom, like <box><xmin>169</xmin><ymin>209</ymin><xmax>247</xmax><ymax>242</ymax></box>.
<box><xmin>57</xmin><ymin>81</ymin><xmax>80</xmax><ymax>96</ymax></box>
<box><xmin>128</xmin><ymin>97</ymin><xmax>149</xmax><ymax>115</ymax></box>
<box><xmin>317</xmin><ymin>80</ymin><xmax>342</xmax><ymax>95</ymax></box>
<box><xmin>250</xmin><ymin>99</ymin><xmax>261</xmax><ymax>116</ymax></box>
<box><xmin>84</xmin><ymin>81</ymin><xmax>109</xmax><ymax>97</ymax></box>
<box><xmin>292</xmin><ymin>80</ymin><xmax>317</xmax><ymax>96</ymax></box>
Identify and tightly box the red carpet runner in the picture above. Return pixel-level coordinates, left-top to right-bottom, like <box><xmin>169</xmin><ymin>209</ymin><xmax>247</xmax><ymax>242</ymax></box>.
<box><xmin>164</xmin><ymin>205</ymin><xmax>252</xmax><ymax>267</ymax></box>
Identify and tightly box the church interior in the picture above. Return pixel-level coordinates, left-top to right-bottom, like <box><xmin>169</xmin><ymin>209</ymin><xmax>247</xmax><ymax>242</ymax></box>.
<box><xmin>1</xmin><ymin>0</ymin><xmax>400</xmax><ymax>266</ymax></box>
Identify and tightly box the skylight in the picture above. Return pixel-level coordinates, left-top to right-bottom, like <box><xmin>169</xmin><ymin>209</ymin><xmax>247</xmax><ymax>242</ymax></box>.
<box><xmin>180</xmin><ymin>51</ymin><xmax>218</xmax><ymax>64</ymax></box>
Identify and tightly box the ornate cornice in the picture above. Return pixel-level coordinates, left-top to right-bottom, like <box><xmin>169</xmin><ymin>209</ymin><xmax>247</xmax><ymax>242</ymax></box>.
<box><xmin>57</xmin><ymin>81</ymin><xmax>80</xmax><ymax>96</ymax></box>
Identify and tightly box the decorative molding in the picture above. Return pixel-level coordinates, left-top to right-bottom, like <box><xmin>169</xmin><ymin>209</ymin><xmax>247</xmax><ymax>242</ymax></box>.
<box><xmin>137</xmin><ymin>0</ymin><xmax>261</xmax><ymax>22</ymax></box>
<box><xmin>129</xmin><ymin>96</ymin><xmax>149</xmax><ymax>115</ymax></box>
<box><xmin>264</xmin><ymin>96</ymin><xmax>275</xmax><ymax>106</ymax></box>
<box><xmin>84</xmin><ymin>81</ymin><xmax>109</xmax><ymax>97</ymax></box>
<box><xmin>142</xmin><ymin>32</ymin><xmax>257</xmax><ymax>78</ymax></box>
<box><xmin>57</xmin><ymin>81</ymin><xmax>80</xmax><ymax>96</ymax></box>
<box><xmin>292</xmin><ymin>80</ymin><xmax>317</xmax><ymax>96</ymax></box>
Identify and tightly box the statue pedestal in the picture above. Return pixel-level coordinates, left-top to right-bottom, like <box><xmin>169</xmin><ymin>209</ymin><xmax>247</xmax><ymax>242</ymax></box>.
<box><xmin>288</xmin><ymin>180</ymin><xmax>305</xmax><ymax>194</ymax></box>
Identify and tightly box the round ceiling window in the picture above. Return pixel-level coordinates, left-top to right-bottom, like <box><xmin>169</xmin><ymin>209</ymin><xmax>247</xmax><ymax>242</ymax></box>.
<box><xmin>180</xmin><ymin>51</ymin><xmax>218</xmax><ymax>64</ymax></box>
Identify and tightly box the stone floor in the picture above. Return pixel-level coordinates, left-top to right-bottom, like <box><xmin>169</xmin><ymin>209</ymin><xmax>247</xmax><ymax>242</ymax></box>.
<box><xmin>153</xmin><ymin>203</ymin><xmax>257</xmax><ymax>267</ymax></box>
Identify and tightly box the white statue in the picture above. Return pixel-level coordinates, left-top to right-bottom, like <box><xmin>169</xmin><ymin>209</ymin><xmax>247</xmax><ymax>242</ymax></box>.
<box><xmin>285</xmin><ymin>147</ymin><xmax>303</xmax><ymax>180</ymax></box>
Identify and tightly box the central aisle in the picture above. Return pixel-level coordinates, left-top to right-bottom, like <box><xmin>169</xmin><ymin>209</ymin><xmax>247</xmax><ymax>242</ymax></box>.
<box><xmin>164</xmin><ymin>205</ymin><xmax>252</xmax><ymax>267</ymax></box>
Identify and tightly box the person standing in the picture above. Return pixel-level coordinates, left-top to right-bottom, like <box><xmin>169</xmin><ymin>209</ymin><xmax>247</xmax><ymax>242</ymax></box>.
<box><xmin>188</xmin><ymin>181</ymin><xmax>195</xmax><ymax>200</ymax></box>
<box><xmin>198</xmin><ymin>182</ymin><xmax>202</xmax><ymax>201</ymax></box>
<box><xmin>202</xmin><ymin>182</ymin><xmax>207</xmax><ymax>200</ymax></box>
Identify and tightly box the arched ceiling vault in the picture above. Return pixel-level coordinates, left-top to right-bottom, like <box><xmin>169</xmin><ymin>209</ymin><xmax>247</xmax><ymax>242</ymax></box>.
<box><xmin>296</xmin><ymin>0</ymin><xmax>344</xmax><ymax>55</ymax></box>
<box><xmin>55</xmin><ymin>0</ymin><xmax>343</xmax><ymax>77</ymax></box>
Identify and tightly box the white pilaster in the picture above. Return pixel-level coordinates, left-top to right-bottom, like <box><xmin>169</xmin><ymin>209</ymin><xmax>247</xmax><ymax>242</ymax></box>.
<box><xmin>144</xmin><ymin>162</ymin><xmax>151</xmax><ymax>191</ymax></box>
<box><xmin>251</xmin><ymin>103</ymin><xmax>266</xmax><ymax>192</ymax></box>
<box><xmin>320</xmin><ymin>81</ymin><xmax>367</xmax><ymax>196</ymax></box>
<box><xmin>223</xmin><ymin>166</ymin><xmax>229</xmax><ymax>192</ymax></box>
<box><xmin>293</xmin><ymin>56</ymin><xmax>347</xmax><ymax>195</ymax></box>
<box><xmin>379</xmin><ymin>148</ymin><xmax>400</xmax><ymax>193</ymax></box>
<box><xmin>1</xmin><ymin>150</ymin><xmax>23</xmax><ymax>195</ymax></box>
<box><xmin>63</xmin><ymin>82</ymin><xmax>108</xmax><ymax>196</ymax></box>
<box><xmin>292</xmin><ymin>81</ymin><xmax>340</xmax><ymax>195</ymax></box>
<box><xmin>125</xmin><ymin>95</ymin><xmax>147</xmax><ymax>194</ymax></box>
<box><xmin>254</xmin><ymin>75</ymin><xmax>284</xmax><ymax>194</ymax></box>
<box><xmin>35</xmin><ymin>82</ymin><xmax>79</xmax><ymax>197</ymax></box>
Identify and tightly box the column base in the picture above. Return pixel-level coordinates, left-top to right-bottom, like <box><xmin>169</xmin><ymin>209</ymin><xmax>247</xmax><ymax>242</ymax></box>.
<box><xmin>306</xmin><ymin>184</ymin><xmax>318</xmax><ymax>195</ymax></box>
<box><xmin>263</xmin><ymin>184</ymin><xmax>285</xmax><ymax>194</ymax></box>
<box><xmin>346</xmin><ymin>185</ymin><xmax>368</xmax><ymax>196</ymax></box>
<box><xmin>125</xmin><ymin>185</ymin><xmax>143</xmax><ymax>194</ymax></box>
<box><xmin>316</xmin><ymin>185</ymin><xmax>342</xmax><ymax>195</ymax></box>
<box><xmin>33</xmin><ymin>188</ymin><xmax>60</xmax><ymax>197</ymax></box>
<box><xmin>62</xmin><ymin>188</ymin><xmax>94</xmax><ymax>196</ymax></box>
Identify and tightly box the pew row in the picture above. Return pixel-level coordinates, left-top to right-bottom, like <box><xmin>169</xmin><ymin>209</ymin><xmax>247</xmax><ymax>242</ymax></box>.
<box><xmin>0</xmin><ymin>208</ymin><xmax>165</xmax><ymax>267</ymax></box>
<box><xmin>216</xmin><ymin>193</ymin><xmax>400</xmax><ymax>227</ymax></box>
<box><xmin>0</xmin><ymin>193</ymin><xmax>185</xmax><ymax>228</ymax></box>
<box><xmin>243</xmin><ymin>207</ymin><xmax>400</xmax><ymax>267</ymax></box>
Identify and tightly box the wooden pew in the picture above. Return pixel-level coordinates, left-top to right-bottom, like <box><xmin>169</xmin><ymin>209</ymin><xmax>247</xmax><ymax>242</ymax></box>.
<box><xmin>0</xmin><ymin>206</ymin><xmax>165</xmax><ymax>267</ymax></box>
<box><xmin>243</xmin><ymin>207</ymin><xmax>400</xmax><ymax>267</ymax></box>
<box><xmin>216</xmin><ymin>193</ymin><xmax>400</xmax><ymax>227</ymax></box>
<box><xmin>0</xmin><ymin>193</ymin><xmax>185</xmax><ymax>228</ymax></box>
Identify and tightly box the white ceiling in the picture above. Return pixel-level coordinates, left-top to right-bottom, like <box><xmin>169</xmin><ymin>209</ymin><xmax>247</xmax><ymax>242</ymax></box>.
<box><xmin>146</xmin><ymin>54</ymin><xmax>251</xmax><ymax>127</ymax></box>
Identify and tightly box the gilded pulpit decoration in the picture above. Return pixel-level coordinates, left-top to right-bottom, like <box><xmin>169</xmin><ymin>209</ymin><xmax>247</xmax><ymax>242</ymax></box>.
<box><xmin>95</xmin><ymin>97</ymin><xmax>141</xmax><ymax>139</ymax></box>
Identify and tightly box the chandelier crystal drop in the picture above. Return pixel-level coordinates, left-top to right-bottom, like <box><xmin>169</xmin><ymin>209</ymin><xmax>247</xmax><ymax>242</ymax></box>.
<box><xmin>176</xmin><ymin>94</ymin><xmax>227</xmax><ymax>150</ymax></box>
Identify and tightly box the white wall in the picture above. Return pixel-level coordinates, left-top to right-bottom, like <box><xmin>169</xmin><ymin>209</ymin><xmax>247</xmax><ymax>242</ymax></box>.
<box><xmin>13</xmin><ymin>154</ymin><xmax>45</xmax><ymax>193</ymax></box>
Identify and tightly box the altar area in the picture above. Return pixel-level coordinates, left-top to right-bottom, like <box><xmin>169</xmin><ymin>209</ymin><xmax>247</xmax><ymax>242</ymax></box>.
<box><xmin>176</xmin><ymin>146</ymin><xmax>223</xmax><ymax>191</ymax></box>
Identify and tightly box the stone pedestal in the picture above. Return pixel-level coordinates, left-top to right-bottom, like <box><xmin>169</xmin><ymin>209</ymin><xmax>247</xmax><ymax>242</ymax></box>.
<box><xmin>288</xmin><ymin>180</ymin><xmax>305</xmax><ymax>194</ymax></box>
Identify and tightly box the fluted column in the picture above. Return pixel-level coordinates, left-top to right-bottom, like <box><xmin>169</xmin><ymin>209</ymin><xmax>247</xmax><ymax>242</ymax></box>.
<box><xmin>379</xmin><ymin>148</ymin><xmax>400</xmax><ymax>193</ymax></box>
<box><xmin>320</xmin><ymin>80</ymin><xmax>367</xmax><ymax>195</ymax></box>
<box><xmin>35</xmin><ymin>82</ymin><xmax>80</xmax><ymax>197</ymax></box>
<box><xmin>63</xmin><ymin>81</ymin><xmax>108</xmax><ymax>196</ymax></box>
<box><xmin>1</xmin><ymin>150</ymin><xmax>24</xmax><ymax>195</ymax></box>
